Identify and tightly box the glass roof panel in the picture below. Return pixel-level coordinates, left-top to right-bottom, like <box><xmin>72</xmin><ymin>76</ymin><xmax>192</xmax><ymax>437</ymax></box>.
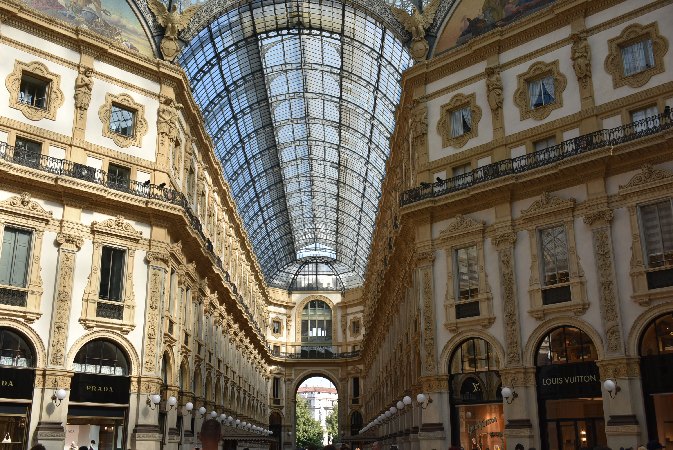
<box><xmin>178</xmin><ymin>0</ymin><xmax>411</xmax><ymax>289</ymax></box>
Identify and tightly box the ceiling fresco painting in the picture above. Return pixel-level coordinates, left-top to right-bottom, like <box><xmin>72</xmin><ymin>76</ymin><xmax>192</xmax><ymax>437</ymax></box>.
<box><xmin>19</xmin><ymin>0</ymin><xmax>154</xmax><ymax>56</ymax></box>
<box><xmin>434</xmin><ymin>0</ymin><xmax>556</xmax><ymax>53</ymax></box>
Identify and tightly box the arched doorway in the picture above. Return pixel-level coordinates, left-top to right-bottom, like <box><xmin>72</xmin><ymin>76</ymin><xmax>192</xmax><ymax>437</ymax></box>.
<box><xmin>448</xmin><ymin>337</ymin><xmax>504</xmax><ymax>450</ymax></box>
<box><xmin>69</xmin><ymin>339</ymin><xmax>131</xmax><ymax>450</ymax></box>
<box><xmin>0</xmin><ymin>327</ymin><xmax>36</xmax><ymax>447</ymax></box>
<box><xmin>535</xmin><ymin>326</ymin><xmax>606</xmax><ymax>450</ymax></box>
<box><xmin>639</xmin><ymin>312</ymin><xmax>673</xmax><ymax>442</ymax></box>
<box><xmin>295</xmin><ymin>376</ymin><xmax>339</xmax><ymax>448</ymax></box>
<box><xmin>269</xmin><ymin>411</ymin><xmax>282</xmax><ymax>450</ymax></box>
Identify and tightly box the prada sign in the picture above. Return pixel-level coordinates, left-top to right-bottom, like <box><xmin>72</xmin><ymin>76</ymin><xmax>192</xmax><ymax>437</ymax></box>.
<box><xmin>70</xmin><ymin>373</ymin><xmax>130</xmax><ymax>404</ymax></box>
<box><xmin>0</xmin><ymin>367</ymin><xmax>35</xmax><ymax>399</ymax></box>
<box><xmin>537</xmin><ymin>362</ymin><xmax>601</xmax><ymax>399</ymax></box>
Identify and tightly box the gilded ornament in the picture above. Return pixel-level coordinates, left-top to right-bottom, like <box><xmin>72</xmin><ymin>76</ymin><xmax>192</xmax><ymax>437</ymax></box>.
<box><xmin>148</xmin><ymin>0</ymin><xmax>201</xmax><ymax>62</ymax></box>
<box><xmin>390</xmin><ymin>0</ymin><xmax>440</xmax><ymax>62</ymax></box>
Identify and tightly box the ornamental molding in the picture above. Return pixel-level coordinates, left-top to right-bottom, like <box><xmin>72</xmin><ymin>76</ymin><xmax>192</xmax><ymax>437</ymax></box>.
<box><xmin>65</xmin><ymin>330</ymin><xmax>141</xmax><ymax>377</ymax></box>
<box><xmin>520</xmin><ymin>191</ymin><xmax>575</xmax><ymax>220</ymax></box>
<box><xmin>438</xmin><ymin>214</ymin><xmax>484</xmax><ymax>242</ymax></box>
<box><xmin>98</xmin><ymin>92</ymin><xmax>148</xmax><ymax>148</ymax></box>
<box><xmin>513</xmin><ymin>60</ymin><xmax>567</xmax><ymax>121</ymax></box>
<box><xmin>605</xmin><ymin>22</ymin><xmax>668</xmax><ymax>89</ymax></box>
<box><xmin>0</xmin><ymin>192</ymin><xmax>53</xmax><ymax>223</ymax></box>
<box><xmin>91</xmin><ymin>215</ymin><xmax>142</xmax><ymax>242</ymax></box>
<box><xmin>619</xmin><ymin>164</ymin><xmax>673</xmax><ymax>192</ymax></box>
<box><xmin>5</xmin><ymin>59</ymin><xmax>64</xmax><ymax>121</ymax></box>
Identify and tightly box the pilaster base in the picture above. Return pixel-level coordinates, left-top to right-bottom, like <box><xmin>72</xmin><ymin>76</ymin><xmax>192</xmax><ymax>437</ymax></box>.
<box><xmin>35</xmin><ymin>422</ymin><xmax>66</xmax><ymax>450</ymax></box>
<box><xmin>132</xmin><ymin>425</ymin><xmax>162</xmax><ymax>450</ymax></box>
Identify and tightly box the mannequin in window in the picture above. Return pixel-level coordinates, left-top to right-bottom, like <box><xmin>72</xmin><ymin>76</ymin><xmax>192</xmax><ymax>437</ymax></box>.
<box><xmin>89</xmin><ymin>439</ymin><xmax>96</xmax><ymax>450</ymax></box>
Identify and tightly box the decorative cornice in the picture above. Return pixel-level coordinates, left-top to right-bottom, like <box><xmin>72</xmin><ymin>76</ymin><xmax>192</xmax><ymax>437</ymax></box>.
<box><xmin>619</xmin><ymin>164</ymin><xmax>673</xmax><ymax>191</ymax></box>
<box><xmin>0</xmin><ymin>192</ymin><xmax>53</xmax><ymax>222</ymax></box>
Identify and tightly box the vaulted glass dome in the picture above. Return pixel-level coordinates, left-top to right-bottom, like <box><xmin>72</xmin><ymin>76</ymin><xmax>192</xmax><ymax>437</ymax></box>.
<box><xmin>162</xmin><ymin>0</ymin><xmax>412</xmax><ymax>289</ymax></box>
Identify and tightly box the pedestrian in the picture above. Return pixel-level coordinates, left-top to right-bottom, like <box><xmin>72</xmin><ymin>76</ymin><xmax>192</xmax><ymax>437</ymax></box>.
<box><xmin>200</xmin><ymin>418</ymin><xmax>222</xmax><ymax>450</ymax></box>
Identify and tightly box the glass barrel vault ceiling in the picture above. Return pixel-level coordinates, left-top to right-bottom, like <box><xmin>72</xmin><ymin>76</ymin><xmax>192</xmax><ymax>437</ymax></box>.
<box><xmin>178</xmin><ymin>0</ymin><xmax>412</xmax><ymax>289</ymax></box>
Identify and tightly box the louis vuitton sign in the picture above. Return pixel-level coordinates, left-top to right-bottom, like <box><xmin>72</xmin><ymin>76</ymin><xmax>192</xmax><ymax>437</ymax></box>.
<box><xmin>536</xmin><ymin>362</ymin><xmax>601</xmax><ymax>399</ymax></box>
<box><xmin>0</xmin><ymin>367</ymin><xmax>35</xmax><ymax>399</ymax></box>
<box><xmin>70</xmin><ymin>373</ymin><xmax>130</xmax><ymax>404</ymax></box>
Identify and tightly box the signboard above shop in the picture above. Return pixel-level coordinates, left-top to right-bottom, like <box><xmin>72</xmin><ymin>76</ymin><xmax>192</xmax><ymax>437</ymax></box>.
<box><xmin>536</xmin><ymin>362</ymin><xmax>601</xmax><ymax>399</ymax></box>
<box><xmin>70</xmin><ymin>373</ymin><xmax>131</xmax><ymax>404</ymax></box>
<box><xmin>0</xmin><ymin>367</ymin><xmax>35</xmax><ymax>400</ymax></box>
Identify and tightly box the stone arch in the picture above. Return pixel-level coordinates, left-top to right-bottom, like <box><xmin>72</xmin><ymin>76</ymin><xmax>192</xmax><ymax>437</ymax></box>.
<box><xmin>179</xmin><ymin>357</ymin><xmax>190</xmax><ymax>391</ymax></box>
<box><xmin>0</xmin><ymin>319</ymin><xmax>46</xmax><ymax>368</ymax></box>
<box><xmin>294</xmin><ymin>294</ymin><xmax>337</xmax><ymax>343</ymax></box>
<box><xmin>215</xmin><ymin>376</ymin><xmax>223</xmax><ymax>405</ymax></box>
<box><xmin>523</xmin><ymin>317</ymin><xmax>605</xmax><ymax>367</ymax></box>
<box><xmin>439</xmin><ymin>329</ymin><xmax>506</xmax><ymax>375</ymax></box>
<box><xmin>66</xmin><ymin>330</ymin><xmax>140</xmax><ymax>377</ymax></box>
<box><xmin>291</xmin><ymin>368</ymin><xmax>341</xmax><ymax>394</ymax></box>
<box><xmin>161</xmin><ymin>347</ymin><xmax>175</xmax><ymax>385</ymax></box>
<box><xmin>627</xmin><ymin>303</ymin><xmax>673</xmax><ymax>357</ymax></box>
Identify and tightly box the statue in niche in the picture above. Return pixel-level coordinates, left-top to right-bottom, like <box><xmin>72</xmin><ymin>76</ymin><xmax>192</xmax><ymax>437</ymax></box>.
<box><xmin>74</xmin><ymin>66</ymin><xmax>93</xmax><ymax>119</ymax></box>
<box><xmin>485</xmin><ymin>66</ymin><xmax>504</xmax><ymax>114</ymax></box>
<box><xmin>571</xmin><ymin>31</ymin><xmax>592</xmax><ymax>88</ymax></box>
<box><xmin>148</xmin><ymin>0</ymin><xmax>201</xmax><ymax>62</ymax></box>
<box><xmin>157</xmin><ymin>96</ymin><xmax>182</xmax><ymax>147</ymax></box>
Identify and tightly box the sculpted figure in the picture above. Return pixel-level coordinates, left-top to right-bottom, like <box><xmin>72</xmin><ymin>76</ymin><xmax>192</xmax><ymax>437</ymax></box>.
<box><xmin>485</xmin><ymin>66</ymin><xmax>504</xmax><ymax>112</ymax></box>
<box><xmin>571</xmin><ymin>31</ymin><xmax>591</xmax><ymax>85</ymax></box>
<box><xmin>74</xmin><ymin>67</ymin><xmax>93</xmax><ymax>113</ymax></box>
<box><xmin>390</xmin><ymin>0</ymin><xmax>440</xmax><ymax>62</ymax></box>
<box><xmin>157</xmin><ymin>96</ymin><xmax>182</xmax><ymax>146</ymax></box>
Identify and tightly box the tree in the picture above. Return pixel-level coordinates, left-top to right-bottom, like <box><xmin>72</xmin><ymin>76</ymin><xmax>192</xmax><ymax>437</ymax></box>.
<box><xmin>295</xmin><ymin>396</ymin><xmax>324</xmax><ymax>449</ymax></box>
<box><xmin>325</xmin><ymin>403</ymin><xmax>339</xmax><ymax>443</ymax></box>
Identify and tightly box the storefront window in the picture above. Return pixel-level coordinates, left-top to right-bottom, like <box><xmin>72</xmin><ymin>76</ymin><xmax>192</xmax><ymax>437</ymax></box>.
<box><xmin>536</xmin><ymin>327</ymin><xmax>606</xmax><ymax>450</ymax></box>
<box><xmin>73</xmin><ymin>339</ymin><xmax>129</xmax><ymax>375</ymax></box>
<box><xmin>449</xmin><ymin>338</ymin><xmax>504</xmax><ymax>450</ymax></box>
<box><xmin>69</xmin><ymin>340</ymin><xmax>131</xmax><ymax>450</ymax></box>
<box><xmin>0</xmin><ymin>328</ymin><xmax>34</xmax><ymax>367</ymax></box>
<box><xmin>640</xmin><ymin>313</ymin><xmax>673</xmax><ymax>445</ymax></box>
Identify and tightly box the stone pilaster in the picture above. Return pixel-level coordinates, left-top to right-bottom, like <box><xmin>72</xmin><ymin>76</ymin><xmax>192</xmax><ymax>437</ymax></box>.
<box><xmin>494</xmin><ymin>231</ymin><xmax>522</xmax><ymax>366</ymax></box>
<box><xmin>500</xmin><ymin>367</ymin><xmax>537</xmax><ymax>450</ymax></box>
<box><xmin>416</xmin><ymin>247</ymin><xmax>436</xmax><ymax>376</ymax></box>
<box><xmin>47</xmin><ymin>232</ymin><xmax>83</xmax><ymax>367</ymax></box>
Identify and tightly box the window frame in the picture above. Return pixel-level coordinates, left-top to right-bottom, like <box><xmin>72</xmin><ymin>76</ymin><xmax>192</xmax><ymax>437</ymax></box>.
<box><xmin>637</xmin><ymin>199</ymin><xmax>673</xmax><ymax>270</ymax></box>
<box><xmin>0</xmin><ymin>193</ymin><xmax>51</xmax><ymax>323</ymax></box>
<box><xmin>6</xmin><ymin>60</ymin><xmax>64</xmax><ymax>121</ymax></box>
<box><xmin>514</xmin><ymin>60</ymin><xmax>567</xmax><ymax>121</ymax></box>
<box><xmin>538</xmin><ymin>224</ymin><xmax>570</xmax><ymax>287</ymax></box>
<box><xmin>19</xmin><ymin>72</ymin><xmax>50</xmax><ymax>110</ymax></box>
<box><xmin>439</xmin><ymin>215</ymin><xmax>494</xmax><ymax>332</ymax></box>
<box><xmin>80</xmin><ymin>216</ymin><xmax>141</xmax><ymax>333</ymax></box>
<box><xmin>109</xmin><ymin>103</ymin><xmax>136</xmax><ymax>137</ymax></box>
<box><xmin>437</xmin><ymin>93</ymin><xmax>482</xmax><ymax>149</ymax></box>
<box><xmin>98</xmin><ymin>93</ymin><xmax>148</xmax><ymax>148</ymax></box>
<box><xmin>605</xmin><ymin>22</ymin><xmax>668</xmax><ymax>89</ymax></box>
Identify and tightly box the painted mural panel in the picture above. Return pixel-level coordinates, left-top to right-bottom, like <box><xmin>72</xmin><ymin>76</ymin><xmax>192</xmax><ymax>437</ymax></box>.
<box><xmin>434</xmin><ymin>0</ymin><xmax>556</xmax><ymax>54</ymax></box>
<box><xmin>19</xmin><ymin>0</ymin><xmax>153</xmax><ymax>57</ymax></box>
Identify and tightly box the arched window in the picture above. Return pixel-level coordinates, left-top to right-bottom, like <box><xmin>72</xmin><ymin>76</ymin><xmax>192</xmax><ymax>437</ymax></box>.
<box><xmin>536</xmin><ymin>326</ymin><xmax>597</xmax><ymax>366</ymax></box>
<box><xmin>0</xmin><ymin>328</ymin><xmax>34</xmax><ymax>368</ymax></box>
<box><xmin>161</xmin><ymin>353</ymin><xmax>169</xmax><ymax>385</ymax></box>
<box><xmin>350</xmin><ymin>411</ymin><xmax>363</xmax><ymax>436</ymax></box>
<box><xmin>450</xmin><ymin>337</ymin><xmax>499</xmax><ymax>373</ymax></box>
<box><xmin>179</xmin><ymin>362</ymin><xmax>189</xmax><ymax>391</ymax></box>
<box><xmin>73</xmin><ymin>339</ymin><xmax>129</xmax><ymax>375</ymax></box>
<box><xmin>301</xmin><ymin>300</ymin><xmax>332</xmax><ymax>343</ymax></box>
<box><xmin>640</xmin><ymin>313</ymin><xmax>673</xmax><ymax>356</ymax></box>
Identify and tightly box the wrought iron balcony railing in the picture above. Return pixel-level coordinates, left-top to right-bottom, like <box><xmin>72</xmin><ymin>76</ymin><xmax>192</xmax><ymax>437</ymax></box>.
<box><xmin>400</xmin><ymin>110</ymin><xmax>673</xmax><ymax>206</ymax></box>
<box><xmin>0</xmin><ymin>142</ymin><xmax>265</xmax><ymax>339</ymax></box>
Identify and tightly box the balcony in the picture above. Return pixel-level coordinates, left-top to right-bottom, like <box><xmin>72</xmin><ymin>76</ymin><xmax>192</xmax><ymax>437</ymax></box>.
<box><xmin>400</xmin><ymin>111</ymin><xmax>673</xmax><ymax>206</ymax></box>
<box><xmin>270</xmin><ymin>344</ymin><xmax>361</xmax><ymax>360</ymax></box>
<box><xmin>0</xmin><ymin>142</ymin><xmax>266</xmax><ymax>341</ymax></box>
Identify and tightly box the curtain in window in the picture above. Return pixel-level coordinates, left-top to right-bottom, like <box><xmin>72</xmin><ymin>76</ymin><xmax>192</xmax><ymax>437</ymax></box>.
<box><xmin>450</xmin><ymin>109</ymin><xmax>463</xmax><ymax>137</ymax></box>
<box><xmin>621</xmin><ymin>39</ymin><xmax>655</xmax><ymax>76</ymax></box>
<box><xmin>529</xmin><ymin>77</ymin><xmax>555</xmax><ymax>109</ymax></box>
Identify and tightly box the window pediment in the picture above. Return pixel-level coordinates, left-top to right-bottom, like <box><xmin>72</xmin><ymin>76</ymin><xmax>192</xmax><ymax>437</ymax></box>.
<box><xmin>438</xmin><ymin>214</ymin><xmax>484</xmax><ymax>244</ymax></box>
<box><xmin>91</xmin><ymin>215</ymin><xmax>142</xmax><ymax>243</ymax></box>
<box><xmin>618</xmin><ymin>164</ymin><xmax>673</xmax><ymax>197</ymax></box>
<box><xmin>521</xmin><ymin>191</ymin><xmax>575</xmax><ymax>223</ymax></box>
<box><xmin>0</xmin><ymin>192</ymin><xmax>53</xmax><ymax>225</ymax></box>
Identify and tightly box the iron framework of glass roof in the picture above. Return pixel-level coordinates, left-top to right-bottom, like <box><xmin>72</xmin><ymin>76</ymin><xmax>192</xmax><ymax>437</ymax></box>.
<box><xmin>177</xmin><ymin>0</ymin><xmax>412</xmax><ymax>289</ymax></box>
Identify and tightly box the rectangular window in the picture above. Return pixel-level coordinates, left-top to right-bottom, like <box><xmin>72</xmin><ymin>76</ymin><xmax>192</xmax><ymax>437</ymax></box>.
<box><xmin>534</xmin><ymin>136</ymin><xmax>557</xmax><ymax>152</ymax></box>
<box><xmin>19</xmin><ymin>73</ymin><xmax>48</xmax><ymax>109</ymax></box>
<box><xmin>273</xmin><ymin>377</ymin><xmax>281</xmax><ymax>398</ymax></box>
<box><xmin>539</xmin><ymin>226</ymin><xmax>570</xmax><ymax>286</ymax></box>
<box><xmin>14</xmin><ymin>137</ymin><xmax>42</xmax><ymax>167</ymax></box>
<box><xmin>621</xmin><ymin>38</ymin><xmax>655</xmax><ymax>76</ymax></box>
<box><xmin>98</xmin><ymin>246</ymin><xmax>125</xmax><ymax>301</ymax></box>
<box><xmin>110</xmin><ymin>104</ymin><xmax>136</xmax><ymax>136</ymax></box>
<box><xmin>631</xmin><ymin>105</ymin><xmax>660</xmax><ymax>132</ymax></box>
<box><xmin>352</xmin><ymin>320</ymin><xmax>360</xmax><ymax>335</ymax></box>
<box><xmin>528</xmin><ymin>76</ymin><xmax>555</xmax><ymax>109</ymax></box>
<box><xmin>533</xmin><ymin>136</ymin><xmax>558</xmax><ymax>163</ymax></box>
<box><xmin>107</xmin><ymin>163</ymin><xmax>131</xmax><ymax>190</ymax></box>
<box><xmin>272</xmin><ymin>345</ymin><xmax>280</xmax><ymax>356</ymax></box>
<box><xmin>353</xmin><ymin>377</ymin><xmax>360</xmax><ymax>398</ymax></box>
<box><xmin>450</xmin><ymin>107</ymin><xmax>472</xmax><ymax>137</ymax></box>
<box><xmin>639</xmin><ymin>200</ymin><xmax>673</xmax><ymax>268</ymax></box>
<box><xmin>272</xmin><ymin>320</ymin><xmax>281</xmax><ymax>334</ymax></box>
<box><xmin>0</xmin><ymin>227</ymin><xmax>32</xmax><ymax>287</ymax></box>
<box><xmin>455</xmin><ymin>245</ymin><xmax>479</xmax><ymax>300</ymax></box>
